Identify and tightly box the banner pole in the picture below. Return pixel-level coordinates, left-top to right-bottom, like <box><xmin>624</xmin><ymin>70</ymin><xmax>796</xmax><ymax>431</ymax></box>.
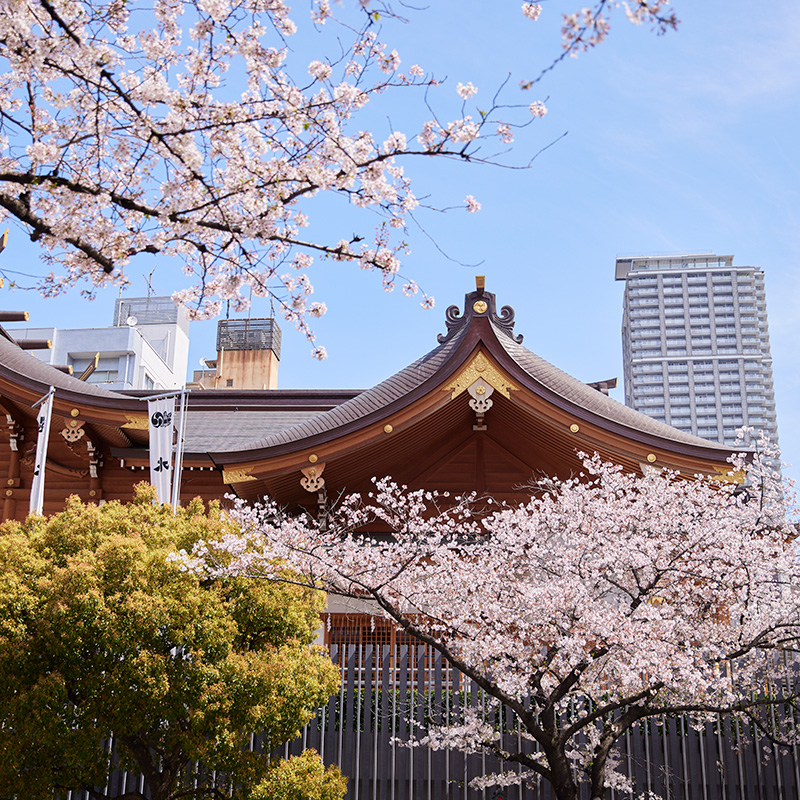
<box><xmin>29</xmin><ymin>386</ymin><xmax>55</xmax><ymax>516</ymax></box>
<box><xmin>171</xmin><ymin>389</ymin><xmax>189</xmax><ymax>512</ymax></box>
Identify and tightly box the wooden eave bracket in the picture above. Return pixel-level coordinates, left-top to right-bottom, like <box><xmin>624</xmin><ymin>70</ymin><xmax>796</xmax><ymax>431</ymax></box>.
<box><xmin>4</xmin><ymin>412</ymin><xmax>21</xmax><ymax>452</ymax></box>
<box><xmin>300</xmin><ymin>462</ymin><xmax>326</xmax><ymax>492</ymax></box>
<box><xmin>86</xmin><ymin>438</ymin><xmax>103</xmax><ymax>479</ymax></box>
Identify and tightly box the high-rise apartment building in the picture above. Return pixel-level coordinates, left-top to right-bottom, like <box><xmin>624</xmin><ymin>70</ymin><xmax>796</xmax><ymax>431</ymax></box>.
<box><xmin>616</xmin><ymin>253</ymin><xmax>779</xmax><ymax>449</ymax></box>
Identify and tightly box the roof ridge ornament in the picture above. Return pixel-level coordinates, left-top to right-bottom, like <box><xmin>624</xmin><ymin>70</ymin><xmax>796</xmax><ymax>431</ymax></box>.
<box><xmin>437</xmin><ymin>278</ymin><xmax>523</xmax><ymax>345</ymax></box>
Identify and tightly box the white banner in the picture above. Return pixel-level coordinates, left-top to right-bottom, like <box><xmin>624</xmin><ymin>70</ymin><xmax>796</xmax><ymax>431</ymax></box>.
<box><xmin>148</xmin><ymin>396</ymin><xmax>175</xmax><ymax>504</ymax></box>
<box><xmin>29</xmin><ymin>386</ymin><xmax>55</xmax><ymax>516</ymax></box>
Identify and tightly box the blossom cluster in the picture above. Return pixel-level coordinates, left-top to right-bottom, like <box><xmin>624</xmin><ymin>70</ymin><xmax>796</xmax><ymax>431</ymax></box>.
<box><xmin>560</xmin><ymin>1</ymin><xmax>678</xmax><ymax>55</ymax></box>
<box><xmin>0</xmin><ymin>0</ymin><xmax>680</xmax><ymax>352</ymax></box>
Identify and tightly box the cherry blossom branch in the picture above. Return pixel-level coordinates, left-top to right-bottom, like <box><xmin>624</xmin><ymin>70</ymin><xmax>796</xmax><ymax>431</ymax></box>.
<box><xmin>0</xmin><ymin>189</ymin><xmax>115</xmax><ymax>271</ymax></box>
<box><xmin>0</xmin><ymin>0</ymin><xmax>681</xmax><ymax>352</ymax></box>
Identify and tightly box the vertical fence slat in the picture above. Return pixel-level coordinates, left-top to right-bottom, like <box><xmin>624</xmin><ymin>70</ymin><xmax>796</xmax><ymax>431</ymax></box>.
<box><xmin>378</xmin><ymin>644</ymin><xmax>392</xmax><ymax>800</ymax></box>
<box><xmin>343</xmin><ymin>644</ymin><xmax>358</xmax><ymax>800</ymax></box>
<box><xmin>397</xmin><ymin>645</ymin><xmax>410</xmax><ymax>800</ymax></box>
<box><xmin>93</xmin><ymin>646</ymin><xmax>800</xmax><ymax>800</ymax></box>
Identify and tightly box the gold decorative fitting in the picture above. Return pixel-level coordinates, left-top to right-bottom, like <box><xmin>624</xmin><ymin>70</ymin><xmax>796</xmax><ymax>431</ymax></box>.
<box><xmin>472</xmin><ymin>300</ymin><xmax>488</xmax><ymax>314</ymax></box>
<box><xmin>5</xmin><ymin>489</ymin><xmax>12</xmax><ymax>497</ymax></box>
<box><xmin>89</xmin><ymin>490</ymin><xmax>96</xmax><ymax>497</ymax></box>
<box><xmin>444</xmin><ymin>351</ymin><xmax>519</xmax><ymax>400</ymax></box>
<box><xmin>300</xmin><ymin>462</ymin><xmax>326</xmax><ymax>493</ymax></box>
<box><xmin>569</xmin><ymin>424</ymin><xmax>580</xmax><ymax>433</ymax></box>
<box><xmin>6</xmin><ymin>479</ymin><xmax>12</xmax><ymax>486</ymax></box>
<box><xmin>70</xmin><ymin>408</ymin><xmax>80</xmax><ymax>418</ymax></box>
<box><xmin>121</xmin><ymin>414</ymin><xmax>149</xmax><ymax>430</ymax></box>
<box><xmin>308</xmin><ymin>454</ymin><xmax>318</xmax><ymax>463</ymax></box>
<box><xmin>475</xmin><ymin>385</ymin><xmax>486</xmax><ymax>396</ymax></box>
<box><xmin>69</xmin><ymin>420</ymin><xmax>78</xmax><ymax>428</ymax></box>
<box><xmin>222</xmin><ymin>467</ymin><xmax>258</xmax><ymax>484</ymax></box>
<box><xmin>384</xmin><ymin>424</ymin><xmax>393</xmax><ymax>433</ymax></box>
<box><xmin>711</xmin><ymin>467</ymin><xmax>746</xmax><ymax>485</ymax></box>
<box><xmin>646</xmin><ymin>453</ymin><xmax>657</xmax><ymax>463</ymax></box>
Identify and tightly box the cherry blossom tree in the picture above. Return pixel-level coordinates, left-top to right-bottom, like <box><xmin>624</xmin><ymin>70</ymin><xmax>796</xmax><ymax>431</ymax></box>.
<box><xmin>0</xmin><ymin>0</ymin><xmax>676</xmax><ymax>354</ymax></box>
<box><xmin>179</xmin><ymin>438</ymin><xmax>800</xmax><ymax>800</ymax></box>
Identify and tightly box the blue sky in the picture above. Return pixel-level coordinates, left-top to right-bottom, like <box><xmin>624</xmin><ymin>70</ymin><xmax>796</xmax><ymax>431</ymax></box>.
<box><xmin>2</xmin><ymin>0</ymin><xmax>799</xmax><ymax>480</ymax></box>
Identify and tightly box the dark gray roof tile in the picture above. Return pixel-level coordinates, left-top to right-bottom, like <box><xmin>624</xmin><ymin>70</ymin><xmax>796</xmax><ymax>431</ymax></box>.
<box><xmin>244</xmin><ymin>329</ymin><xmax>464</xmax><ymax>450</ymax></box>
<box><xmin>244</xmin><ymin>320</ymin><xmax>730</xmax><ymax>453</ymax></box>
<box><xmin>0</xmin><ymin>336</ymin><xmax>123</xmax><ymax>398</ymax></box>
<box><xmin>495</xmin><ymin>326</ymin><xmax>730</xmax><ymax>450</ymax></box>
<box><xmin>185</xmin><ymin>410</ymin><xmax>325</xmax><ymax>452</ymax></box>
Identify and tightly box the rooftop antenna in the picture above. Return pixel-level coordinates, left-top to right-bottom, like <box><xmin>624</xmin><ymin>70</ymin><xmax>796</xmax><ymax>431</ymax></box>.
<box><xmin>145</xmin><ymin>266</ymin><xmax>157</xmax><ymax>298</ymax></box>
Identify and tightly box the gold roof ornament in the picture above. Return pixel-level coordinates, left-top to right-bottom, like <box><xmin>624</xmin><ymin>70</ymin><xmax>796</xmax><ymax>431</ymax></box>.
<box><xmin>444</xmin><ymin>351</ymin><xmax>519</xmax><ymax>400</ymax></box>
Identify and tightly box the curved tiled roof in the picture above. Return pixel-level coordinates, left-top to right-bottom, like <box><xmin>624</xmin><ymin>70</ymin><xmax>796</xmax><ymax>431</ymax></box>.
<box><xmin>494</xmin><ymin>326</ymin><xmax>730</xmax><ymax>451</ymax></box>
<box><xmin>0</xmin><ymin>294</ymin><xmax>733</xmax><ymax>455</ymax></box>
<box><xmin>244</xmin><ymin>330</ymin><xmax>466</xmax><ymax>450</ymax></box>
<box><xmin>0</xmin><ymin>335</ymin><xmax>123</xmax><ymax>398</ymax></box>
<box><xmin>241</xmin><ymin>309</ymin><xmax>730</xmax><ymax>453</ymax></box>
<box><xmin>185</xmin><ymin>409</ymin><xmax>330</xmax><ymax>452</ymax></box>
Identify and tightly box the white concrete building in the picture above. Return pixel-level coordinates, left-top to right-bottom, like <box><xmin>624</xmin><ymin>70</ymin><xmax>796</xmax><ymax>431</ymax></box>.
<box><xmin>616</xmin><ymin>253</ymin><xmax>779</xmax><ymax>449</ymax></box>
<box><xmin>11</xmin><ymin>296</ymin><xmax>189</xmax><ymax>391</ymax></box>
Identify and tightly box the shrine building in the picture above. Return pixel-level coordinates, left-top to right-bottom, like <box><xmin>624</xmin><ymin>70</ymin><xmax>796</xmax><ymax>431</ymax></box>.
<box><xmin>0</xmin><ymin>282</ymin><xmax>736</xmax><ymax>527</ymax></box>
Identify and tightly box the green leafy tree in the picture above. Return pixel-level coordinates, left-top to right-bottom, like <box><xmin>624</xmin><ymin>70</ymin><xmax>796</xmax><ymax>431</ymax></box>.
<box><xmin>0</xmin><ymin>485</ymin><xmax>343</xmax><ymax>800</ymax></box>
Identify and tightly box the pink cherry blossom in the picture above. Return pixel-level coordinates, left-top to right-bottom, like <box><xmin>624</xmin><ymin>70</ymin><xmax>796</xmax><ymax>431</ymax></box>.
<box><xmin>0</xmin><ymin>0</ymin><xmax>679</xmax><ymax>354</ymax></box>
<box><xmin>182</xmin><ymin>434</ymin><xmax>800</xmax><ymax>800</ymax></box>
<box><xmin>456</xmin><ymin>81</ymin><xmax>478</xmax><ymax>100</ymax></box>
<box><xmin>521</xmin><ymin>3</ymin><xmax>542</xmax><ymax>22</ymax></box>
<box><xmin>496</xmin><ymin>123</ymin><xmax>514</xmax><ymax>144</ymax></box>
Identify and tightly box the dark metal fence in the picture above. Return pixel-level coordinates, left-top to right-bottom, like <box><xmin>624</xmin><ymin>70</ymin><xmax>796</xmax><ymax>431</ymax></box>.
<box><xmin>72</xmin><ymin>645</ymin><xmax>800</xmax><ymax>800</ymax></box>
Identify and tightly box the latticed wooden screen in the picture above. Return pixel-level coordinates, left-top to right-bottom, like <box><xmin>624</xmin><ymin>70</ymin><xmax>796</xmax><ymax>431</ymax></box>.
<box><xmin>325</xmin><ymin>613</ymin><xmax>420</xmax><ymax>649</ymax></box>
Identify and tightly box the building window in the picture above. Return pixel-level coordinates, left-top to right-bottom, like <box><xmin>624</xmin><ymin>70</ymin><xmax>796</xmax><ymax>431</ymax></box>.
<box><xmin>87</xmin><ymin>370</ymin><xmax>120</xmax><ymax>385</ymax></box>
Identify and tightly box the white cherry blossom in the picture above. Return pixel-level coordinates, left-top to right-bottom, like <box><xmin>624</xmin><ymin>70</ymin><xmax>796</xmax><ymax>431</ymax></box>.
<box><xmin>183</xmin><ymin>435</ymin><xmax>800</xmax><ymax>800</ymax></box>
<box><xmin>0</xmin><ymin>0</ymin><xmax>678</xmax><ymax>349</ymax></box>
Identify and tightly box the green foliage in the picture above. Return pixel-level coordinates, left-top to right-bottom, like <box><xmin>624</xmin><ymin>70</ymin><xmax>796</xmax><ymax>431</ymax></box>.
<box><xmin>249</xmin><ymin>750</ymin><xmax>347</xmax><ymax>800</ymax></box>
<box><xmin>0</xmin><ymin>485</ymin><xmax>342</xmax><ymax>800</ymax></box>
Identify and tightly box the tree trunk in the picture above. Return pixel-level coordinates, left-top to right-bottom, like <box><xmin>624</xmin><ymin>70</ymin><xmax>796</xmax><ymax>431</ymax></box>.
<box><xmin>549</xmin><ymin>750</ymin><xmax>579</xmax><ymax>800</ymax></box>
